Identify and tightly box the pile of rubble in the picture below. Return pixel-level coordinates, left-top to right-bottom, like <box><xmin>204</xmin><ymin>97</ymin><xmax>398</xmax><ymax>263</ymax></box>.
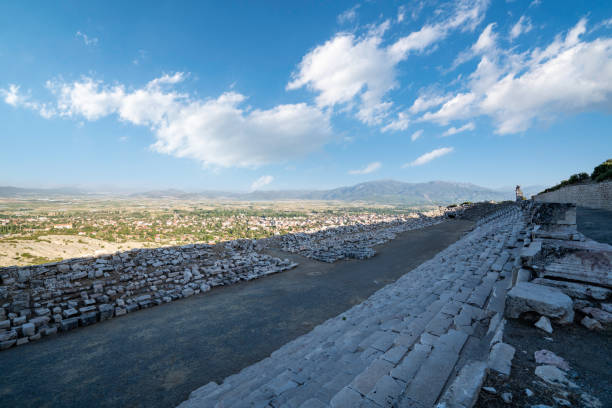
<box><xmin>0</xmin><ymin>240</ymin><xmax>297</xmax><ymax>351</ymax></box>
<box><xmin>0</xmin><ymin>208</ymin><xmax>460</xmax><ymax>352</ymax></box>
<box><xmin>473</xmin><ymin>202</ymin><xmax>610</xmax><ymax>407</ymax></box>
<box><xmin>276</xmin><ymin>210</ymin><xmax>451</xmax><ymax>263</ymax></box>
<box><xmin>506</xmin><ymin>202</ymin><xmax>611</xmax><ymax>332</ymax></box>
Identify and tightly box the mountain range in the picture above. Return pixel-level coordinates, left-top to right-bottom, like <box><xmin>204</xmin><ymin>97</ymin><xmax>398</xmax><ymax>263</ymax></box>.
<box><xmin>0</xmin><ymin>180</ymin><xmax>546</xmax><ymax>205</ymax></box>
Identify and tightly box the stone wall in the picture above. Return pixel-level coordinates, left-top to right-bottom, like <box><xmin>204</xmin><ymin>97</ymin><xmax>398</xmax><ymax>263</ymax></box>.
<box><xmin>533</xmin><ymin>181</ymin><xmax>612</xmax><ymax>211</ymax></box>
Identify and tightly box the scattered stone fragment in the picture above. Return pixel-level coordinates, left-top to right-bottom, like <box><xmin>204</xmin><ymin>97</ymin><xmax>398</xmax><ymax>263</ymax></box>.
<box><xmin>534</xmin><ymin>365</ymin><xmax>577</xmax><ymax>388</ymax></box>
<box><xmin>601</xmin><ymin>303</ymin><xmax>612</xmax><ymax>314</ymax></box>
<box><xmin>525</xmin><ymin>388</ymin><xmax>534</xmax><ymax>397</ymax></box>
<box><xmin>501</xmin><ymin>392</ymin><xmax>512</xmax><ymax>403</ymax></box>
<box><xmin>581</xmin><ymin>392</ymin><xmax>603</xmax><ymax>408</ymax></box>
<box><xmin>534</xmin><ymin>350</ymin><xmax>570</xmax><ymax>371</ymax></box>
<box><xmin>483</xmin><ymin>387</ymin><xmax>497</xmax><ymax>394</ymax></box>
<box><xmin>553</xmin><ymin>397</ymin><xmax>571</xmax><ymax>407</ymax></box>
<box><xmin>581</xmin><ymin>316</ymin><xmax>603</xmax><ymax>330</ymax></box>
<box><xmin>534</xmin><ymin>316</ymin><xmax>553</xmax><ymax>334</ymax></box>
<box><xmin>489</xmin><ymin>342</ymin><xmax>516</xmax><ymax>377</ymax></box>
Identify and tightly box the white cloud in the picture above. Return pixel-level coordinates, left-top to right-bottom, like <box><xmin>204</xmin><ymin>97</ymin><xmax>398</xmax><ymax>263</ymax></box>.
<box><xmin>409</xmin><ymin>92</ymin><xmax>452</xmax><ymax>114</ymax></box>
<box><xmin>1</xmin><ymin>84</ymin><xmax>56</xmax><ymax>118</ymax></box>
<box><xmin>288</xmin><ymin>0</ymin><xmax>489</xmax><ymax>125</ymax></box>
<box><xmin>338</xmin><ymin>5</ymin><xmax>359</xmax><ymax>24</ymax></box>
<box><xmin>381</xmin><ymin>111</ymin><xmax>410</xmax><ymax>132</ymax></box>
<box><xmin>397</xmin><ymin>6</ymin><xmax>406</xmax><ymax>23</ymax></box>
<box><xmin>1</xmin><ymin>84</ymin><xmax>23</xmax><ymax>106</ymax></box>
<box><xmin>133</xmin><ymin>49</ymin><xmax>147</xmax><ymax>65</ymax></box>
<box><xmin>510</xmin><ymin>16</ymin><xmax>532</xmax><ymax>41</ymax></box>
<box><xmin>442</xmin><ymin>121</ymin><xmax>475</xmax><ymax>136</ymax></box>
<box><xmin>250</xmin><ymin>175</ymin><xmax>274</xmax><ymax>191</ymax></box>
<box><xmin>411</xmin><ymin>129</ymin><xmax>424</xmax><ymax>141</ymax></box>
<box><xmin>420</xmin><ymin>18</ymin><xmax>612</xmax><ymax>134</ymax></box>
<box><xmin>472</xmin><ymin>23</ymin><xmax>497</xmax><ymax>53</ymax></box>
<box><xmin>5</xmin><ymin>74</ymin><xmax>333</xmax><ymax>168</ymax></box>
<box><xmin>76</xmin><ymin>31</ymin><xmax>98</xmax><ymax>46</ymax></box>
<box><xmin>405</xmin><ymin>147</ymin><xmax>454</xmax><ymax>167</ymax></box>
<box><xmin>421</xmin><ymin>92</ymin><xmax>477</xmax><ymax>124</ymax></box>
<box><xmin>349</xmin><ymin>161</ymin><xmax>381</xmax><ymax>175</ymax></box>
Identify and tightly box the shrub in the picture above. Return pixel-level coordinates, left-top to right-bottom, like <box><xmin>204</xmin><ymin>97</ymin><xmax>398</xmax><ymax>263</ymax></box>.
<box><xmin>594</xmin><ymin>168</ymin><xmax>612</xmax><ymax>182</ymax></box>
<box><xmin>591</xmin><ymin>159</ymin><xmax>612</xmax><ymax>181</ymax></box>
<box><xmin>568</xmin><ymin>172</ymin><xmax>589</xmax><ymax>184</ymax></box>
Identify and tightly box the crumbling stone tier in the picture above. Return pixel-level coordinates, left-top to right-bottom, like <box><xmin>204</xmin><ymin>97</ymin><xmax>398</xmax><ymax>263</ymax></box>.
<box><xmin>276</xmin><ymin>208</ymin><xmax>448</xmax><ymax>263</ymax></box>
<box><xmin>178</xmin><ymin>205</ymin><xmax>526</xmax><ymax>408</ymax></box>
<box><xmin>0</xmin><ymin>207</ymin><xmax>460</xmax><ymax>351</ymax></box>
<box><xmin>178</xmin><ymin>201</ymin><xmax>612</xmax><ymax>408</ymax></box>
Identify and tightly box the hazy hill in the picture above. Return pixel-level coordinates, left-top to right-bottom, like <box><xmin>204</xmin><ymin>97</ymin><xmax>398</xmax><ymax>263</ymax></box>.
<box><xmin>1</xmin><ymin>180</ymin><xmax>534</xmax><ymax>205</ymax></box>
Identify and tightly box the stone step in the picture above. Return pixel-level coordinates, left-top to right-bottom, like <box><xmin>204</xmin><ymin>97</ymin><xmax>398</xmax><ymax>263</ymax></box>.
<box><xmin>398</xmin><ymin>329</ymin><xmax>469</xmax><ymax>407</ymax></box>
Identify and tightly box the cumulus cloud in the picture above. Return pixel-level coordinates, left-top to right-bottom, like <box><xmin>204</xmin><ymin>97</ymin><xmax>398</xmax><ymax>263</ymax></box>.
<box><xmin>442</xmin><ymin>122</ymin><xmax>475</xmax><ymax>136</ymax></box>
<box><xmin>288</xmin><ymin>0</ymin><xmax>489</xmax><ymax>125</ymax></box>
<box><xmin>510</xmin><ymin>16</ymin><xmax>533</xmax><ymax>41</ymax></box>
<box><xmin>250</xmin><ymin>175</ymin><xmax>274</xmax><ymax>191</ymax></box>
<box><xmin>4</xmin><ymin>74</ymin><xmax>333</xmax><ymax>168</ymax></box>
<box><xmin>404</xmin><ymin>147</ymin><xmax>454</xmax><ymax>167</ymax></box>
<box><xmin>76</xmin><ymin>31</ymin><xmax>98</xmax><ymax>46</ymax></box>
<box><xmin>411</xmin><ymin>129</ymin><xmax>424</xmax><ymax>141</ymax></box>
<box><xmin>349</xmin><ymin>161</ymin><xmax>381</xmax><ymax>175</ymax></box>
<box><xmin>420</xmin><ymin>18</ymin><xmax>612</xmax><ymax>134</ymax></box>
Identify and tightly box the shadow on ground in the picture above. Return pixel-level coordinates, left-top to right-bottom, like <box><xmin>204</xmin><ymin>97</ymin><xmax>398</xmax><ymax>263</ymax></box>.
<box><xmin>0</xmin><ymin>220</ymin><xmax>473</xmax><ymax>408</ymax></box>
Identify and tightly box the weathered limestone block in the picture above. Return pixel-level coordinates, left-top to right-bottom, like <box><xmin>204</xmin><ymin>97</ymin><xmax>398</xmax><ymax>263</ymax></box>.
<box><xmin>532</xmin><ymin>278</ymin><xmax>611</xmax><ymax>300</ymax></box>
<box><xmin>79</xmin><ymin>311</ymin><xmax>98</xmax><ymax>326</ymax></box>
<box><xmin>505</xmin><ymin>282</ymin><xmax>574</xmax><ymax>324</ymax></box>
<box><xmin>60</xmin><ymin>317</ymin><xmax>79</xmax><ymax>331</ymax></box>
<box><xmin>98</xmin><ymin>304</ymin><xmax>114</xmax><ymax>321</ymax></box>
<box><xmin>438</xmin><ymin>361</ymin><xmax>488</xmax><ymax>408</ymax></box>
<box><xmin>540</xmin><ymin>250</ymin><xmax>612</xmax><ymax>288</ymax></box>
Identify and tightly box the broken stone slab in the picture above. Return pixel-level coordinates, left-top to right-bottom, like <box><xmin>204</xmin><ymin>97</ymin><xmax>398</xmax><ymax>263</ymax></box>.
<box><xmin>581</xmin><ymin>307</ymin><xmax>612</xmax><ymax>324</ymax></box>
<box><xmin>534</xmin><ymin>350</ymin><xmax>569</xmax><ymax>371</ymax></box>
<box><xmin>581</xmin><ymin>316</ymin><xmax>603</xmax><ymax>330</ymax></box>
<box><xmin>505</xmin><ymin>282</ymin><xmax>574</xmax><ymax>324</ymax></box>
<box><xmin>521</xmin><ymin>241</ymin><xmax>542</xmax><ymax>265</ymax></box>
<box><xmin>539</xmin><ymin>249</ymin><xmax>612</xmax><ymax>288</ymax></box>
<box><xmin>437</xmin><ymin>360</ymin><xmax>488</xmax><ymax>408</ymax></box>
<box><xmin>488</xmin><ymin>342</ymin><xmax>515</xmax><ymax>377</ymax></box>
<box><xmin>531</xmin><ymin>278</ymin><xmax>611</xmax><ymax>301</ymax></box>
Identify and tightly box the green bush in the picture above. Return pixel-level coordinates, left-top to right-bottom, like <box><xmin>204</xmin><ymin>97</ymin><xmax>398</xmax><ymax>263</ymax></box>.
<box><xmin>594</xmin><ymin>168</ymin><xmax>612</xmax><ymax>182</ymax></box>
<box><xmin>568</xmin><ymin>172</ymin><xmax>589</xmax><ymax>184</ymax></box>
<box><xmin>591</xmin><ymin>159</ymin><xmax>612</xmax><ymax>181</ymax></box>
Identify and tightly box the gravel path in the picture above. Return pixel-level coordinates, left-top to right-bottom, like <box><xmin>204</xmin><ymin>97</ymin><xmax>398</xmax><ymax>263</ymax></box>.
<box><xmin>577</xmin><ymin>206</ymin><xmax>612</xmax><ymax>245</ymax></box>
<box><xmin>0</xmin><ymin>220</ymin><xmax>473</xmax><ymax>408</ymax></box>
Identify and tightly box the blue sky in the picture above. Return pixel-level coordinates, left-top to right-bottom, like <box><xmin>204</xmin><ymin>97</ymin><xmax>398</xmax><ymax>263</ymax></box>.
<box><xmin>1</xmin><ymin>0</ymin><xmax>611</xmax><ymax>192</ymax></box>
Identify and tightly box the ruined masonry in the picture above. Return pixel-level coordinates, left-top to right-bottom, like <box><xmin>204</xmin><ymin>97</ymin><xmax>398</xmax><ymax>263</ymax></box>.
<box><xmin>178</xmin><ymin>205</ymin><xmax>527</xmax><ymax>408</ymax></box>
<box><xmin>0</xmin><ymin>211</ymin><xmax>451</xmax><ymax>351</ymax></box>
